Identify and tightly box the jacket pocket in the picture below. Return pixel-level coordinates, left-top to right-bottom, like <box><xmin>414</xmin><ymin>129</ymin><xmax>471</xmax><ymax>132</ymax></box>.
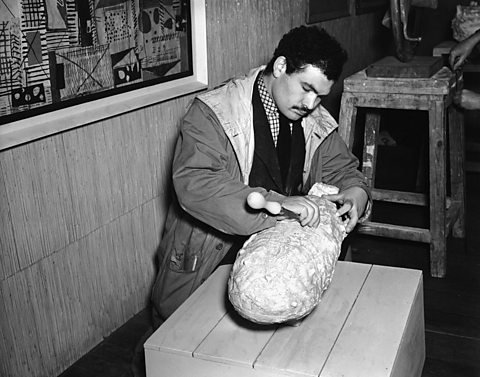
<box><xmin>167</xmin><ymin>218</ymin><xmax>210</xmax><ymax>273</ymax></box>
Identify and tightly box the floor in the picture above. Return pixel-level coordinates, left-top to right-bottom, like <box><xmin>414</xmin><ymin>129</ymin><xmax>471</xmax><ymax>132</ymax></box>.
<box><xmin>58</xmin><ymin>126</ymin><xmax>480</xmax><ymax>376</ymax></box>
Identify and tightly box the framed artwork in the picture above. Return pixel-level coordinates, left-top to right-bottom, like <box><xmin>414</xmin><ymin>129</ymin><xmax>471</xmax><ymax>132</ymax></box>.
<box><xmin>307</xmin><ymin>0</ymin><xmax>351</xmax><ymax>24</ymax></box>
<box><xmin>0</xmin><ymin>0</ymin><xmax>207</xmax><ymax>150</ymax></box>
<box><xmin>356</xmin><ymin>0</ymin><xmax>389</xmax><ymax>15</ymax></box>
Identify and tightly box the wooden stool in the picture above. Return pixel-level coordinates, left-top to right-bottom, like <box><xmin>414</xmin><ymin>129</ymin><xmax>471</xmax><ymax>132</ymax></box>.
<box><xmin>339</xmin><ymin>65</ymin><xmax>466</xmax><ymax>278</ymax></box>
<box><xmin>145</xmin><ymin>263</ymin><xmax>425</xmax><ymax>377</ymax></box>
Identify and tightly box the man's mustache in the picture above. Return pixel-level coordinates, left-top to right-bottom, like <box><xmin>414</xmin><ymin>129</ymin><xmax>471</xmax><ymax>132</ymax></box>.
<box><xmin>293</xmin><ymin>105</ymin><xmax>312</xmax><ymax>115</ymax></box>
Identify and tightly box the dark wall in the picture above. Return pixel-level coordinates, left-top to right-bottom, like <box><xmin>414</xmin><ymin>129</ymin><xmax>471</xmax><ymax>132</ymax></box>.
<box><xmin>417</xmin><ymin>0</ymin><xmax>471</xmax><ymax>56</ymax></box>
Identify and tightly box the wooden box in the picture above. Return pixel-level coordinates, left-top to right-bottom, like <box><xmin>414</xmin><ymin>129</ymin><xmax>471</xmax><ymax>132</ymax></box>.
<box><xmin>145</xmin><ymin>262</ymin><xmax>425</xmax><ymax>377</ymax></box>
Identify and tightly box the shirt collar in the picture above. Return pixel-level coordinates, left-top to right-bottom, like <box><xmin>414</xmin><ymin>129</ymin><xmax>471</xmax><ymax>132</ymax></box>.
<box><xmin>257</xmin><ymin>73</ymin><xmax>278</xmax><ymax>117</ymax></box>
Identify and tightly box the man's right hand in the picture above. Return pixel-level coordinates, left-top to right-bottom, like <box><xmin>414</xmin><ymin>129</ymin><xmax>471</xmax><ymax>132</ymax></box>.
<box><xmin>279</xmin><ymin>196</ymin><xmax>321</xmax><ymax>227</ymax></box>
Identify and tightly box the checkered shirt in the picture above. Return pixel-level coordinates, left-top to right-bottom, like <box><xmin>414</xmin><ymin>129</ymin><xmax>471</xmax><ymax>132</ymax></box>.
<box><xmin>257</xmin><ymin>74</ymin><xmax>281</xmax><ymax>146</ymax></box>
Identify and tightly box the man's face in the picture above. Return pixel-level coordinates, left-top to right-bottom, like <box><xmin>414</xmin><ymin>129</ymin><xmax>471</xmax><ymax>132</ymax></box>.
<box><xmin>271</xmin><ymin>58</ymin><xmax>334</xmax><ymax>121</ymax></box>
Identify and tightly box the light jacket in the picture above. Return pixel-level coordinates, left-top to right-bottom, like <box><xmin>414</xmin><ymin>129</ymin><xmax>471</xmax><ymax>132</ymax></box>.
<box><xmin>155</xmin><ymin>66</ymin><xmax>370</xmax><ymax>293</ymax></box>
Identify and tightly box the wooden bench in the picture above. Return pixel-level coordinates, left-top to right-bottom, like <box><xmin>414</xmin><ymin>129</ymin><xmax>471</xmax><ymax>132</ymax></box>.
<box><xmin>144</xmin><ymin>262</ymin><xmax>425</xmax><ymax>377</ymax></box>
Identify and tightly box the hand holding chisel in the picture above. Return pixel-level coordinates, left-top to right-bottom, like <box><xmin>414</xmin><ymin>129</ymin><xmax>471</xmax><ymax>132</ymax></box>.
<box><xmin>246</xmin><ymin>192</ymin><xmax>321</xmax><ymax>227</ymax></box>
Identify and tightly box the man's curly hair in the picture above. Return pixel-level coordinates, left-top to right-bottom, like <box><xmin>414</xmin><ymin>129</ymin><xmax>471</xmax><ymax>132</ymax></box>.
<box><xmin>264</xmin><ymin>26</ymin><xmax>348</xmax><ymax>81</ymax></box>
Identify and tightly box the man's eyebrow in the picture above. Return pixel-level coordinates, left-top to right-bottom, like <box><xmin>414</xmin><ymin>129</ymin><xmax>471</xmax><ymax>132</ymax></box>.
<box><xmin>303</xmin><ymin>82</ymin><xmax>319</xmax><ymax>94</ymax></box>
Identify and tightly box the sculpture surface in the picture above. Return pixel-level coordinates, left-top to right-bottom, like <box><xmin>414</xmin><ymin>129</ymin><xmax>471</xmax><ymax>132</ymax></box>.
<box><xmin>452</xmin><ymin>1</ymin><xmax>480</xmax><ymax>42</ymax></box>
<box><xmin>228</xmin><ymin>183</ymin><xmax>346</xmax><ymax>324</ymax></box>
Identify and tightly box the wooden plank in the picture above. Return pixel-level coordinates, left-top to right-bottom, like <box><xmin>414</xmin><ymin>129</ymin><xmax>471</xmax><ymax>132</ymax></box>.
<box><xmin>0</xmin><ymin>151</ymin><xmax>19</xmax><ymax>279</ymax></box>
<box><xmin>424</xmin><ymin>255</ymin><xmax>480</xmax><ymax>296</ymax></box>
<box><xmin>424</xmin><ymin>287</ymin><xmax>480</xmax><ymax>319</ymax></box>
<box><xmin>351</xmin><ymin>93</ymin><xmax>438</xmax><ymax>110</ymax></box>
<box><xmin>371</xmin><ymin>189</ymin><xmax>453</xmax><ymax>209</ymax></box>
<box><xmin>391</xmin><ymin>278</ymin><xmax>425</xmax><ymax>377</ymax></box>
<box><xmin>338</xmin><ymin>92</ymin><xmax>358</xmax><ymax>148</ymax></box>
<box><xmin>1</xmin><ymin>138</ymin><xmax>71</xmax><ymax>271</ymax></box>
<box><xmin>447</xmin><ymin>105</ymin><xmax>466</xmax><ymax>238</ymax></box>
<box><xmin>445</xmin><ymin>201</ymin><xmax>461</xmax><ymax>238</ymax></box>
<box><xmin>425</xmin><ymin>307</ymin><xmax>480</xmax><ymax>339</ymax></box>
<box><xmin>144</xmin><ymin>265</ymin><xmax>232</xmax><ymax>356</ymax></box>
<box><xmin>194</xmin><ymin>310</ymin><xmax>277</xmax><ymax>368</ymax></box>
<box><xmin>254</xmin><ymin>262</ymin><xmax>372</xmax><ymax>377</ymax></box>
<box><xmin>362</xmin><ymin>112</ymin><xmax>381</xmax><ymax>188</ymax></box>
<box><xmin>63</xmin><ymin>126</ymin><xmax>109</xmax><ymax>238</ymax></box>
<box><xmin>372</xmin><ymin>189</ymin><xmax>427</xmax><ymax>206</ymax></box>
<box><xmin>344</xmin><ymin>67</ymin><xmax>454</xmax><ymax>95</ymax></box>
<box><xmin>1</xmin><ymin>268</ymin><xmax>44</xmax><ymax>376</ymax></box>
<box><xmin>319</xmin><ymin>265</ymin><xmax>424</xmax><ymax>377</ymax></box>
<box><xmin>206</xmin><ymin>0</ymin><xmax>295</xmax><ymax>86</ymax></box>
<box><xmin>422</xmin><ymin>357</ymin><xmax>480</xmax><ymax>377</ymax></box>
<box><xmin>145</xmin><ymin>349</ymin><xmax>280</xmax><ymax>377</ymax></box>
<box><xmin>357</xmin><ymin>221</ymin><xmax>431</xmax><ymax>243</ymax></box>
<box><xmin>366</xmin><ymin>56</ymin><xmax>444</xmax><ymax>78</ymax></box>
<box><xmin>432</xmin><ymin>41</ymin><xmax>455</xmax><ymax>57</ymax></box>
<box><xmin>425</xmin><ymin>331</ymin><xmax>480</xmax><ymax>369</ymax></box>
<box><xmin>428</xmin><ymin>100</ymin><xmax>447</xmax><ymax>278</ymax></box>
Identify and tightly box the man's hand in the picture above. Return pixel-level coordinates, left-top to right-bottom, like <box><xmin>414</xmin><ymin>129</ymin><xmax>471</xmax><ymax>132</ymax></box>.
<box><xmin>449</xmin><ymin>43</ymin><xmax>472</xmax><ymax>71</ymax></box>
<box><xmin>449</xmin><ymin>30</ymin><xmax>480</xmax><ymax>71</ymax></box>
<box><xmin>454</xmin><ymin>88</ymin><xmax>480</xmax><ymax>110</ymax></box>
<box><xmin>280</xmin><ymin>196</ymin><xmax>321</xmax><ymax>227</ymax></box>
<box><xmin>322</xmin><ymin>186</ymin><xmax>368</xmax><ymax>233</ymax></box>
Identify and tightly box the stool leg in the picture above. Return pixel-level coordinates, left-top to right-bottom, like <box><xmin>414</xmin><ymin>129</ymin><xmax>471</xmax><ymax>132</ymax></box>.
<box><xmin>363</xmin><ymin>111</ymin><xmax>381</xmax><ymax>188</ymax></box>
<box><xmin>448</xmin><ymin>105</ymin><xmax>466</xmax><ymax>239</ymax></box>
<box><xmin>429</xmin><ymin>101</ymin><xmax>447</xmax><ymax>278</ymax></box>
<box><xmin>415</xmin><ymin>140</ymin><xmax>428</xmax><ymax>192</ymax></box>
<box><xmin>339</xmin><ymin>93</ymin><xmax>358</xmax><ymax>149</ymax></box>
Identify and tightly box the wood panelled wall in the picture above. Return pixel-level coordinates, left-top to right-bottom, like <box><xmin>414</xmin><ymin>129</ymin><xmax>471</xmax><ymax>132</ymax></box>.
<box><xmin>0</xmin><ymin>1</ymin><xmax>389</xmax><ymax>376</ymax></box>
<box><xmin>0</xmin><ymin>99</ymin><xmax>188</xmax><ymax>376</ymax></box>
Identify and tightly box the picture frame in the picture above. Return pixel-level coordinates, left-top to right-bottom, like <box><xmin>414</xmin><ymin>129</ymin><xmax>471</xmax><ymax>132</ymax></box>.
<box><xmin>307</xmin><ymin>0</ymin><xmax>351</xmax><ymax>24</ymax></box>
<box><xmin>0</xmin><ymin>0</ymin><xmax>207</xmax><ymax>150</ymax></box>
<box><xmin>356</xmin><ymin>0</ymin><xmax>389</xmax><ymax>15</ymax></box>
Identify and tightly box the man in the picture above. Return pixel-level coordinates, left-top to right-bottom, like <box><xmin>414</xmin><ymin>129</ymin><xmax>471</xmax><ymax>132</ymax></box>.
<box><xmin>449</xmin><ymin>28</ymin><xmax>480</xmax><ymax>110</ymax></box>
<box><xmin>151</xmin><ymin>25</ymin><xmax>371</xmax><ymax>324</ymax></box>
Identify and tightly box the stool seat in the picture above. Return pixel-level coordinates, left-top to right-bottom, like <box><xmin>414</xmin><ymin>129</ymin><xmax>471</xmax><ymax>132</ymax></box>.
<box><xmin>339</xmin><ymin>63</ymin><xmax>466</xmax><ymax>278</ymax></box>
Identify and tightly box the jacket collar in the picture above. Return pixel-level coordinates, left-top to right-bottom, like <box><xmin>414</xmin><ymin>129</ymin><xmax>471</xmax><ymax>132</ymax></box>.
<box><xmin>197</xmin><ymin>66</ymin><xmax>338</xmax><ymax>184</ymax></box>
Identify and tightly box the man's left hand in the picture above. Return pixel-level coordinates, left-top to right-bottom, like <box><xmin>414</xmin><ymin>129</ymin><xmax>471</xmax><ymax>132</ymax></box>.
<box><xmin>454</xmin><ymin>88</ymin><xmax>480</xmax><ymax>110</ymax></box>
<box><xmin>322</xmin><ymin>186</ymin><xmax>368</xmax><ymax>233</ymax></box>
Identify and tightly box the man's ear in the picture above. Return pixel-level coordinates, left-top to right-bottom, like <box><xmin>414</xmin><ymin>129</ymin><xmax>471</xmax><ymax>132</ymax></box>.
<box><xmin>272</xmin><ymin>56</ymin><xmax>287</xmax><ymax>78</ymax></box>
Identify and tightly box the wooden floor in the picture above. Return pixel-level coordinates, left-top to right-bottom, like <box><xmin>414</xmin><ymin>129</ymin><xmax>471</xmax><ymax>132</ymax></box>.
<box><xmin>57</xmin><ymin>170</ymin><xmax>480</xmax><ymax>377</ymax></box>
